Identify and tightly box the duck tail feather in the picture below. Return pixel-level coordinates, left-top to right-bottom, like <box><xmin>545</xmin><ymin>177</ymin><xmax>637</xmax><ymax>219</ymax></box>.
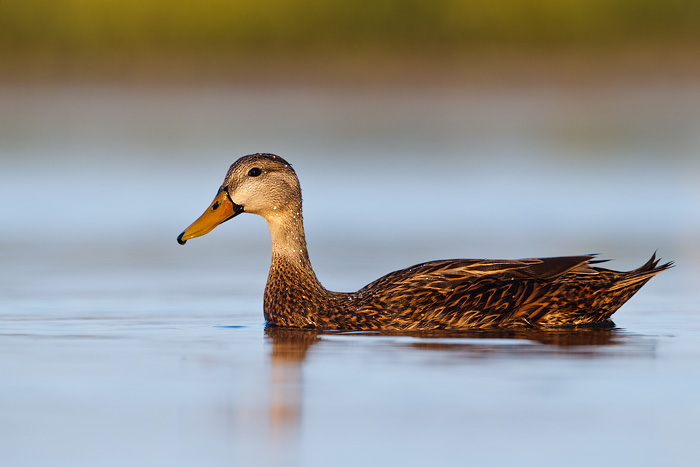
<box><xmin>608</xmin><ymin>252</ymin><xmax>673</xmax><ymax>291</ymax></box>
<box><xmin>635</xmin><ymin>251</ymin><xmax>674</xmax><ymax>273</ymax></box>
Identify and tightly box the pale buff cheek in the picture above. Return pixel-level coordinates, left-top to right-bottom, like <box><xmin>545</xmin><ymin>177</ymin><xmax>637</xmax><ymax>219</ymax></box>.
<box><xmin>233</xmin><ymin>195</ymin><xmax>273</xmax><ymax>215</ymax></box>
<box><xmin>235</xmin><ymin>184</ymin><xmax>298</xmax><ymax>216</ymax></box>
<box><xmin>230</xmin><ymin>185</ymin><xmax>262</xmax><ymax>212</ymax></box>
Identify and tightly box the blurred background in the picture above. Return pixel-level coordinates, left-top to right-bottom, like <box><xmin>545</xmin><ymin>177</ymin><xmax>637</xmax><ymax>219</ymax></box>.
<box><xmin>1</xmin><ymin>0</ymin><xmax>698</xmax><ymax>288</ymax></box>
<box><xmin>1</xmin><ymin>2</ymin><xmax>699</xmax><ymax>466</ymax></box>
<box><xmin>2</xmin><ymin>0</ymin><xmax>700</xmax><ymax>83</ymax></box>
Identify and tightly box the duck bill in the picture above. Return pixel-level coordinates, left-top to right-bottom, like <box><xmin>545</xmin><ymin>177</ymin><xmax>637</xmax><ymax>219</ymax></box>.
<box><xmin>177</xmin><ymin>189</ymin><xmax>243</xmax><ymax>245</ymax></box>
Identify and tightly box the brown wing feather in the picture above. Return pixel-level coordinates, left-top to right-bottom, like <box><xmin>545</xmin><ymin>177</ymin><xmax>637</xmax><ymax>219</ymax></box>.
<box><xmin>353</xmin><ymin>254</ymin><xmax>672</xmax><ymax>330</ymax></box>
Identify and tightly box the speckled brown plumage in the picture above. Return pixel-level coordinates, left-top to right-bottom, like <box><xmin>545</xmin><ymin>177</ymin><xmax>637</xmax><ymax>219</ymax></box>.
<box><xmin>263</xmin><ymin>252</ymin><xmax>671</xmax><ymax>330</ymax></box>
<box><xmin>178</xmin><ymin>153</ymin><xmax>673</xmax><ymax>331</ymax></box>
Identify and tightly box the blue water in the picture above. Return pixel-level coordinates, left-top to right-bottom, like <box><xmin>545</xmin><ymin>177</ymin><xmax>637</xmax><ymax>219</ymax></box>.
<box><xmin>1</xmin><ymin>84</ymin><xmax>699</xmax><ymax>466</ymax></box>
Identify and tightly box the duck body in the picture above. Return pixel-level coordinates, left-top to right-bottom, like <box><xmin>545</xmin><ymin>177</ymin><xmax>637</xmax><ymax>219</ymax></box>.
<box><xmin>178</xmin><ymin>153</ymin><xmax>672</xmax><ymax>331</ymax></box>
<box><xmin>265</xmin><ymin>252</ymin><xmax>669</xmax><ymax>330</ymax></box>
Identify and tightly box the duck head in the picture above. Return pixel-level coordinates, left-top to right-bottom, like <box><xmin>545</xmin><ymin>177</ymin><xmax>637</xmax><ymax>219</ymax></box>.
<box><xmin>177</xmin><ymin>153</ymin><xmax>301</xmax><ymax>245</ymax></box>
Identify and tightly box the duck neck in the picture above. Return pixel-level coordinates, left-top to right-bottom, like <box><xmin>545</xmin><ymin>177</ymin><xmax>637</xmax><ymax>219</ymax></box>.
<box><xmin>263</xmin><ymin>206</ymin><xmax>336</xmax><ymax>326</ymax></box>
<box><xmin>265</xmin><ymin>205</ymin><xmax>317</xmax><ymax>278</ymax></box>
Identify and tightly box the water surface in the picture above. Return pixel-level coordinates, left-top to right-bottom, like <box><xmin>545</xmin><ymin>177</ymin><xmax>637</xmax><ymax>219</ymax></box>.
<box><xmin>1</xmin><ymin>84</ymin><xmax>699</xmax><ymax>466</ymax></box>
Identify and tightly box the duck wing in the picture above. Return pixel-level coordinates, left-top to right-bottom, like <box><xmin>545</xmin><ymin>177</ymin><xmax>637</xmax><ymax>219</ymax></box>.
<box><xmin>354</xmin><ymin>255</ymin><xmax>630</xmax><ymax>329</ymax></box>
<box><xmin>361</xmin><ymin>255</ymin><xmax>597</xmax><ymax>290</ymax></box>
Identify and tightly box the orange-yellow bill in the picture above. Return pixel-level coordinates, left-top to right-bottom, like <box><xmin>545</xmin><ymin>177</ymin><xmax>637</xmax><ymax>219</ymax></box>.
<box><xmin>177</xmin><ymin>189</ymin><xmax>242</xmax><ymax>245</ymax></box>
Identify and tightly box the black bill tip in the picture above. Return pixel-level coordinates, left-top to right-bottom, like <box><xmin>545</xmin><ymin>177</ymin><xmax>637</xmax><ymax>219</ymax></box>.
<box><xmin>177</xmin><ymin>232</ymin><xmax>187</xmax><ymax>245</ymax></box>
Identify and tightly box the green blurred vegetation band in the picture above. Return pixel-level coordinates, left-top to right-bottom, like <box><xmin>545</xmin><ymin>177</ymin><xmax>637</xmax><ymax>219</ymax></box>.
<box><xmin>2</xmin><ymin>0</ymin><xmax>699</xmax><ymax>56</ymax></box>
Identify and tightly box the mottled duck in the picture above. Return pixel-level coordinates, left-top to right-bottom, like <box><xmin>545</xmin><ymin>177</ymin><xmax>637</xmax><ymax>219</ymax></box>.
<box><xmin>178</xmin><ymin>153</ymin><xmax>671</xmax><ymax>331</ymax></box>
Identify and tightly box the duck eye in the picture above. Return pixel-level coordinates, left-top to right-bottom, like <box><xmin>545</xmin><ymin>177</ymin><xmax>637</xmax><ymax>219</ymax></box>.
<box><xmin>248</xmin><ymin>168</ymin><xmax>262</xmax><ymax>177</ymax></box>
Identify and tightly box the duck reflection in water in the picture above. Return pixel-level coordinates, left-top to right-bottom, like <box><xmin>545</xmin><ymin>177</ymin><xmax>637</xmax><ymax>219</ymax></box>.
<box><xmin>266</xmin><ymin>326</ymin><xmax>320</xmax><ymax>441</ymax></box>
<box><xmin>263</xmin><ymin>323</ymin><xmax>652</xmax><ymax>439</ymax></box>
